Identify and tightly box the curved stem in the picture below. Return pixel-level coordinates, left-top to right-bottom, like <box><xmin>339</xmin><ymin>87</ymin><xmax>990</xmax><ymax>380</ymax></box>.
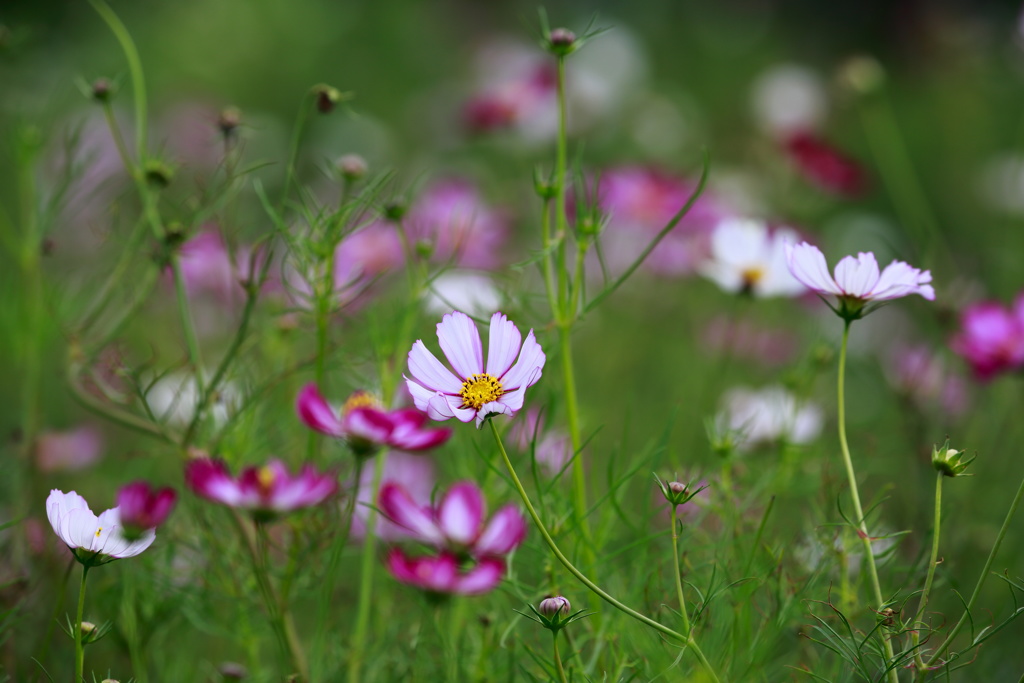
<box><xmin>912</xmin><ymin>472</ymin><xmax>943</xmax><ymax>676</ymax></box>
<box><xmin>552</xmin><ymin>632</ymin><xmax>569</xmax><ymax>683</ymax></box>
<box><xmin>347</xmin><ymin>450</ymin><xmax>388</xmax><ymax>683</ymax></box>
<box><xmin>488</xmin><ymin>420</ymin><xmax>722</xmax><ymax>682</ymax></box>
<box><xmin>669</xmin><ymin>505</ymin><xmax>692</xmax><ymax>635</ymax></box>
<box><xmin>837</xmin><ymin>322</ymin><xmax>899</xmax><ymax>683</ymax></box>
<box><xmin>171</xmin><ymin>256</ymin><xmax>206</xmax><ymax>393</ymax></box>
<box><xmin>925</xmin><ymin>469</ymin><xmax>1024</xmax><ymax>668</ymax></box>
<box><xmin>74</xmin><ymin>564</ymin><xmax>89</xmax><ymax>683</ymax></box>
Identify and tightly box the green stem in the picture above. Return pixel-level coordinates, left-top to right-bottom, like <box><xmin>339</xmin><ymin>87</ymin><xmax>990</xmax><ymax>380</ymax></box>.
<box><xmin>87</xmin><ymin>0</ymin><xmax>147</xmax><ymax>160</ymax></box>
<box><xmin>553</xmin><ymin>55</ymin><xmax>569</xmax><ymax>307</ymax></box>
<box><xmin>837</xmin><ymin>322</ymin><xmax>899</xmax><ymax>683</ymax></box>
<box><xmin>348</xmin><ymin>450</ymin><xmax>388</xmax><ymax>683</ymax></box>
<box><xmin>74</xmin><ymin>564</ymin><xmax>89</xmax><ymax>683</ymax></box>
<box><xmin>669</xmin><ymin>505</ymin><xmax>692</xmax><ymax>635</ymax></box>
<box><xmin>171</xmin><ymin>257</ymin><xmax>206</xmax><ymax>394</ymax></box>
<box><xmin>912</xmin><ymin>473</ymin><xmax>943</xmax><ymax>676</ymax></box>
<box><xmin>488</xmin><ymin>420</ymin><xmax>722</xmax><ymax>682</ymax></box>
<box><xmin>540</xmin><ymin>196</ymin><xmax>559</xmax><ymax>321</ymax></box>
<box><xmin>559</xmin><ymin>325</ymin><xmax>593</xmax><ymax>558</ymax></box>
<box><xmin>552</xmin><ymin>631</ymin><xmax>569</xmax><ymax>683</ymax></box>
<box><xmin>925</xmin><ymin>469</ymin><xmax>1024</xmax><ymax>668</ymax></box>
<box><xmin>281</xmin><ymin>98</ymin><xmax>312</xmax><ymax>210</ymax></box>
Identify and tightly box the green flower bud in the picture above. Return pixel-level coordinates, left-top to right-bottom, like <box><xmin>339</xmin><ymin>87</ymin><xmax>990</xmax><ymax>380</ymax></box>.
<box><xmin>931</xmin><ymin>439</ymin><xmax>975</xmax><ymax>478</ymax></box>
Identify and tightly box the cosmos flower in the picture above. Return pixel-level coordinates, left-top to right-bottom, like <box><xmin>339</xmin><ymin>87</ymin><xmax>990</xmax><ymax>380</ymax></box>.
<box><xmin>950</xmin><ymin>295</ymin><xmax>1024</xmax><ymax>380</ymax></box>
<box><xmin>718</xmin><ymin>385</ymin><xmax>823</xmax><ymax>451</ymax></box>
<box><xmin>386</xmin><ymin>548</ymin><xmax>505</xmax><ymax>596</ymax></box>
<box><xmin>403</xmin><ymin>180</ymin><xmax>509</xmax><ymax>270</ymax></box>
<box><xmin>296</xmin><ymin>384</ymin><xmax>451</xmax><ymax>457</ymax></box>
<box><xmin>116</xmin><ymin>482</ymin><xmax>177</xmax><ymax>540</ymax></box>
<box><xmin>783</xmin><ymin>132</ymin><xmax>866</xmax><ymax>198</ymax></box>
<box><xmin>349</xmin><ymin>452</ymin><xmax>437</xmax><ymax>542</ymax></box>
<box><xmin>185</xmin><ymin>458</ymin><xmax>338</xmax><ymax>520</ymax></box>
<box><xmin>45</xmin><ymin>490</ymin><xmax>156</xmax><ymax>566</ymax></box>
<box><xmin>406</xmin><ymin>311</ymin><xmax>545</xmax><ymax>428</ymax></box>
<box><xmin>699</xmin><ymin>219</ymin><xmax>805</xmax><ymax>297</ymax></box>
<box><xmin>379</xmin><ymin>480</ymin><xmax>526</xmax><ymax>558</ymax></box>
<box><xmin>785</xmin><ymin>242</ymin><xmax>934</xmax><ymax>319</ymax></box>
<box><xmin>35</xmin><ymin>425</ymin><xmax>104</xmax><ymax>473</ymax></box>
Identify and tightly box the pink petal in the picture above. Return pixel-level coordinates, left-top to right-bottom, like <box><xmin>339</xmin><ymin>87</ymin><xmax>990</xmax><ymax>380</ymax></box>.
<box><xmin>343</xmin><ymin>407</ymin><xmax>394</xmax><ymax>444</ymax></box>
<box><xmin>475</xmin><ymin>400</ymin><xmax>513</xmax><ymax>428</ymax></box>
<box><xmin>474</xmin><ymin>505</ymin><xmax>527</xmax><ymax>556</ymax></box>
<box><xmin>408</xmin><ymin>341</ymin><xmax>462</xmax><ymax>393</ymax></box>
<box><xmin>438</xmin><ymin>482</ymin><xmax>485</xmax><ymax>544</ymax></box>
<box><xmin>785</xmin><ymin>242</ymin><xmax>842</xmax><ymax>295</ymax></box>
<box><xmin>833</xmin><ymin>252</ymin><xmax>880</xmax><ymax>298</ymax></box>
<box><xmin>437</xmin><ymin>311</ymin><xmax>484</xmax><ymax>379</ymax></box>
<box><xmin>379</xmin><ymin>482</ymin><xmax>444</xmax><ymax>544</ymax></box>
<box><xmin>499</xmin><ymin>330</ymin><xmax>545</xmax><ymax>390</ymax></box>
<box><xmin>455</xmin><ymin>556</ymin><xmax>505</xmax><ymax>595</ymax></box>
<box><xmin>296</xmin><ymin>384</ymin><xmax>346</xmax><ymax>437</ymax></box>
<box><xmin>388</xmin><ymin>411</ymin><xmax>452</xmax><ymax>450</ymax></box>
<box><xmin>428</xmin><ymin>393</ymin><xmax>476</xmax><ymax>423</ymax></box>
<box><xmin>485</xmin><ymin>312</ymin><xmax>522</xmax><ymax>377</ymax></box>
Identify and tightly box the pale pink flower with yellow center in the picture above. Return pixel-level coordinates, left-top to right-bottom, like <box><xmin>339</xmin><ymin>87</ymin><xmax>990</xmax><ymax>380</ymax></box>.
<box><xmin>406</xmin><ymin>311</ymin><xmax>545</xmax><ymax>428</ymax></box>
<box><xmin>45</xmin><ymin>490</ymin><xmax>155</xmax><ymax>566</ymax></box>
<box><xmin>700</xmin><ymin>219</ymin><xmax>805</xmax><ymax>297</ymax></box>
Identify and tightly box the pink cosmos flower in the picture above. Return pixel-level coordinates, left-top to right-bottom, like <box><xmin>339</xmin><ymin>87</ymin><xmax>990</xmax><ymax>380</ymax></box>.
<box><xmin>950</xmin><ymin>295</ymin><xmax>1024</xmax><ymax>380</ymax></box>
<box><xmin>185</xmin><ymin>458</ymin><xmax>338</xmax><ymax>520</ymax></box>
<box><xmin>785</xmin><ymin>242</ymin><xmax>935</xmax><ymax>319</ymax></box>
<box><xmin>296</xmin><ymin>383</ymin><xmax>451</xmax><ymax>457</ymax></box>
<box><xmin>116</xmin><ymin>482</ymin><xmax>177</xmax><ymax>540</ymax></box>
<box><xmin>886</xmin><ymin>343</ymin><xmax>969</xmax><ymax>416</ymax></box>
<box><xmin>379</xmin><ymin>480</ymin><xmax>526</xmax><ymax>558</ymax></box>
<box><xmin>350</xmin><ymin>452</ymin><xmax>436</xmax><ymax>542</ymax></box>
<box><xmin>404</xmin><ymin>180</ymin><xmax>509</xmax><ymax>270</ymax></box>
<box><xmin>35</xmin><ymin>425</ymin><xmax>103</xmax><ymax>473</ymax></box>
<box><xmin>699</xmin><ymin>219</ymin><xmax>805</xmax><ymax>297</ymax></box>
<box><xmin>596</xmin><ymin>166</ymin><xmax>736</xmax><ymax>278</ymax></box>
<box><xmin>387</xmin><ymin>548</ymin><xmax>505</xmax><ymax>596</ymax></box>
<box><xmin>406</xmin><ymin>311</ymin><xmax>545</xmax><ymax>428</ymax></box>
<box><xmin>45</xmin><ymin>489</ymin><xmax>155</xmax><ymax>566</ymax></box>
<box><xmin>176</xmin><ymin>230</ymin><xmax>252</xmax><ymax>304</ymax></box>
<box><xmin>783</xmin><ymin>132</ymin><xmax>867</xmax><ymax>198</ymax></box>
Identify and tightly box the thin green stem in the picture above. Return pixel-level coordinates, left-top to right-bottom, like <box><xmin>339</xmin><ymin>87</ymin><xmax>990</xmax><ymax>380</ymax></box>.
<box><xmin>87</xmin><ymin>0</ymin><xmax>147</xmax><ymax>160</ymax></box>
<box><xmin>74</xmin><ymin>564</ymin><xmax>89</xmax><ymax>683</ymax></box>
<box><xmin>171</xmin><ymin>257</ymin><xmax>206</xmax><ymax>394</ymax></box>
<box><xmin>553</xmin><ymin>56</ymin><xmax>569</xmax><ymax>307</ymax></box>
<box><xmin>837</xmin><ymin>322</ymin><xmax>899</xmax><ymax>683</ymax></box>
<box><xmin>348</xmin><ymin>450</ymin><xmax>389</xmax><ymax>683</ymax></box>
<box><xmin>540</xmin><ymin>196</ymin><xmax>559</xmax><ymax>321</ymax></box>
<box><xmin>912</xmin><ymin>473</ymin><xmax>943</xmax><ymax>676</ymax></box>
<box><xmin>925</xmin><ymin>469</ymin><xmax>1024</xmax><ymax>668</ymax></box>
<box><xmin>488</xmin><ymin>421</ymin><xmax>722</xmax><ymax>682</ymax></box>
<box><xmin>669</xmin><ymin>505</ymin><xmax>692</xmax><ymax>635</ymax></box>
<box><xmin>559</xmin><ymin>325</ymin><xmax>593</xmax><ymax>560</ymax></box>
<box><xmin>552</xmin><ymin>632</ymin><xmax>569</xmax><ymax>683</ymax></box>
<box><xmin>281</xmin><ymin>98</ymin><xmax>312</xmax><ymax>210</ymax></box>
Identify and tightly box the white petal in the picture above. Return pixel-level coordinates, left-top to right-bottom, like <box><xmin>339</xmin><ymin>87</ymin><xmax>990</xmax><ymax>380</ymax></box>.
<box><xmin>408</xmin><ymin>341</ymin><xmax>462</xmax><ymax>393</ymax></box>
<box><xmin>786</xmin><ymin>242</ymin><xmax>842</xmax><ymax>295</ymax></box>
<box><xmin>485</xmin><ymin>312</ymin><xmax>522</xmax><ymax>378</ymax></box>
<box><xmin>833</xmin><ymin>252</ymin><xmax>880</xmax><ymax>298</ymax></box>
<box><xmin>437</xmin><ymin>311</ymin><xmax>484</xmax><ymax>379</ymax></box>
<box><xmin>499</xmin><ymin>331</ymin><xmax>545</xmax><ymax>390</ymax></box>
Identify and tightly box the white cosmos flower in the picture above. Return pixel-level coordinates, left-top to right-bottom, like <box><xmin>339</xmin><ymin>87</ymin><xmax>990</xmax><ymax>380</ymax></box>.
<box><xmin>46</xmin><ymin>489</ymin><xmax>155</xmax><ymax>566</ymax></box>
<box><xmin>700</xmin><ymin>219</ymin><xmax>806</xmax><ymax>297</ymax></box>
<box><xmin>719</xmin><ymin>385</ymin><xmax>823</xmax><ymax>451</ymax></box>
<box><xmin>424</xmin><ymin>271</ymin><xmax>502</xmax><ymax>318</ymax></box>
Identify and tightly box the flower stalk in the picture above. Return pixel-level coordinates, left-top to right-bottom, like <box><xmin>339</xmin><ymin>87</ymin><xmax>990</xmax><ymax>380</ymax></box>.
<box><xmin>912</xmin><ymin>472</ymin><xmax>943</xmax><ymax>674</ymax></box>
<box><xmin>669</xmin><ymin>504</ymin><xmax>692</xmax><ymax>635</ymax></box>
<box><xmin>74</xmin><ymin>564</ymin><xmax>90</xmax><ymax>683</ymax></box>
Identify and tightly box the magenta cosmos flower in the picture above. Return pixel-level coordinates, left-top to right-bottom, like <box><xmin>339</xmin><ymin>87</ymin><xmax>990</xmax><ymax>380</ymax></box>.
<box><xmin>785</xmin><ymin>241</ymin><xmax>935</xmax><ymax>319</ymax></box>
<box><xmin>387</xmin><ymin>548</ymin><xmax>506</xmax><ymax>596</ymax></box>
<box><xmin>185</xmin><ymin>458</ymin><xmax>338</xmax><ymax>520</ymax></box>
<box><xmin>116</xmin><ymin>482</ymin><xmax>177</xmax><ymax>540</ymax></box>
<box><xmin>406</xmin><ymin>311</ymin><xmax>545</xmax><ymax>428</ymax></box>
<box><xmin>297</xmin><ymin>384</ymin><xmax>451</xmax><ymax>457</ymax></box>
<box><xmin>380</xmin><ymin>480</ymin><xmax>526</xmax><ymax>558</ymax></box>
<box><xmin>46</xmin><ymin>490</ymin><xmax>156</xmax><ymax>566</ymax></box>
<box><xmin>950</xmin><ymin>295</ymin><xmax>1024</xmax><ymax>380</ymax></box>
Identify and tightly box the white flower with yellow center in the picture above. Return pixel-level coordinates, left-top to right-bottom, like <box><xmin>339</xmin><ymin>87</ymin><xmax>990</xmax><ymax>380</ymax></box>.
<box><xmin>700</xmin><ymin>219</ymin><xmax>806</xmax><ymax>297</ymax></box>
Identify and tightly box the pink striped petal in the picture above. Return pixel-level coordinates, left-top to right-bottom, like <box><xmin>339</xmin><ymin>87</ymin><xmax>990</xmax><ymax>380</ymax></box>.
<box><xmin>474</xmin><ymin>505</ymin><xmax>527</xmax><ymax>556</ymax></box>
<box><xmin>499</xmin><ymin>330</ymin><xmax>545</xmax><ymax>390</ymax></box>
<box><xmin>485</xmin><ymin>312</ymin><xmax>522</xmax><ymax>377</ymax></box>
<box><xmin>296</xmin><ymin>384</ymin><xmax>346</xmax><ymax>437</ymax></box>
<box><xmin>408</xmin><ymin>341</ymin><xmax>462</xmax><ymax>393</ymax></box>
<box><xmin>438</xmin><ymin>481</ymin><xmax>485</xmax><ymax>545</ymax></box>
<box><xmin>474</xmin><ymin>400</ymin><xmax>513</xmax><ymax>428</ymax></box>
<box><xmin>343</xmin><ymin>407</ymin><xmax>394</xmax><ymax>443</ymax></box>
<box><xmin>833</xmin><ymin>252</ymin><xmax>880</xmax><ymax>297</ymax></box>
<box><xmin>785</xmin><ymin>242</ymin><xmax>842</xmax><ymax>295</ymax></box>
<box><xmin>455</xmin><ymin>557</ymin><xmax>505</xmax><ymax>595</ymax></box>
<box><xmin>379</xmin><ymin>482</ymin><xmax>444</xmax><ymax>544</ymax></box>
<box><xmin>437</xmin><ymin>311</ymin><xmax>484</xmax><ymax>379</ymax></box>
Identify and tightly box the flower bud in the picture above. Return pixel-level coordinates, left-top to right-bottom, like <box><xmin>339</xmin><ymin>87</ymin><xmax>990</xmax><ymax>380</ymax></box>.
<box><xmin>100</xmin><ymin>679</ymin><xmax>120</xmax><ymax>683</ymax></box>
<box><xmin>837</xmin><ymin>55</ymin><xmax>886</xmax><ymax>96</ymax></box>
<box><xmin>538</xmin><ymin>596</ymin><xmax>570</xmax><ymax>617</ymax></box>
<box><xmin>546</xmin><ymin>28</ymin><xmax>578</xmax><ymax>56</ymax></box>
<box><xmin>656</xmin><ymin>475</ymin><xmax>708</xmax><ymax>508</ymax></box>
<box><xmin>311</xmin><ymin>84</ymin><xmax>343</xmax><ymax>113</ymax></box>
<box><xmin>931</xmin><ymin>439</ymin><xmax>975</xmax><ymax>478</ymax></box>
<box><xmin>219</xmin><ymin>662</ymin><xmax>248</xmax><ymax>680</ymax></box>
<box><xmin>533</xmin><ymin>167</ymin><xmax>557</xmax><ymax>200</ymax></box>
<box><xmin>383</xmin><ymin>200</ymin><xmax>407</xmax><ymax>222</ymax></box>
<box><xmin>143</xmin><ymin>160</ymin><xmax>174</xmax><ymax>189</ymax></box>
<box><xmin>336</xmin><ymin>154</ymin><xmax>368</xmax><ymax>181</ymax></box>
<box><xmin>217</xmin><ymin>107</ymin><xmax>242</xmax><ymax>138</ymax></box>
<box><xmin>80</xmin><ymin>621</ymin><xmax>97</xmax><ymax>636</ymax></box>
<box><xmin>91</xmin><ymin>78</ymin><xmax>114</xmax><ymax>103</ymax></box>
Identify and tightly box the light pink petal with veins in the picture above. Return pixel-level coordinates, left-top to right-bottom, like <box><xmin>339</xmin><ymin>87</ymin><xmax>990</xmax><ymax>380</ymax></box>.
<box><xmin>485</xmin><ymin>312</ymin><xmax>522</xmax><ymax>377</ymax></box>
<box><xmin>475</xmin><ymin>400</ymin><xmax>513</xmax><ymax>428</ymax></box>
<box><xmin>408</xmin><ymin>341</ymin><xmax>462</xmax><ymax>393</ymax></box>
<box><xmin>437</xmin><ymin>311</ymin><xmax>484</xmax><ymax>379</ymax></box>
<box><xmin>785</xmin><ymin>242</ymin><xmax>843</xmax><ymax>295</ymax></box>
<box><xmin>833</xmin><ymin>252</ymin><xmax>880</xmax><ymax>297</ymax></box>
<box><xmin>499</xmin><ymin>330</ymin><xmax>545</xmax><ymax>390</ymax></box>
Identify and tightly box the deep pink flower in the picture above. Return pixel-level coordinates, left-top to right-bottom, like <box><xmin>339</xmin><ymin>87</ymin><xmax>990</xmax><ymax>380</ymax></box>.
<box><xmin>387</xmin><ymin>548</ymin><xmax>505</xmax><ymax>596</ymax></box>
<box><xmin>406</xmin><ymin>311</ymin><xmax>545</xmax><ymax>428</ymax></box>
<box><xmin>404</xmin><ymin>180</ymin><xmax>509</xmax><ymax>270</ymax></box>
<box><xmin>950</xmin><ymin>296</ymin><xmax>1024</xmax><ymax>380</ymax></box>
<box><xmin>116</xmin><ymin>482</ymin><xmax>177</xmax><ymax>539</ymax></box>
<box><xmin>45</xmin><ymin>490</ymin><xmax>155</xmax><ymax>566</ymax></box>
<box><xmin>176</xmin><ymin>230</ymin><xmax>251</xmax><ymax>304</ymax></box>
<box><xmin>380</xmin><ymin>480</ymin><xmax>527</xmax><ymax>558</ymax></box>
<box><xmin>785</xmin><ymin>242</ymin><xmax>934</xmax><ymax>319</ymax></box>
<box><xmin>296</xmin><ymin>384</ymin><xmax>451</xmax><ymax>456</ymax></box>
<box><xmin>185</xmin><ymin>458</ymin><xmax>337</xmax><ymax>520</ymax></box>
<box><xmin>35</xmin><ymin>425</ymin><xmax>103</xmax><ymax>473</ymax></box>
<box><xmin>783</xmin><ymin>131</ymin><xmax>867</xmax><ymax>198</ymax></box>
<box><xmin>596</xmin><ymin>166</ymin><xmax>736</xmax><ymax>277</ymax></box>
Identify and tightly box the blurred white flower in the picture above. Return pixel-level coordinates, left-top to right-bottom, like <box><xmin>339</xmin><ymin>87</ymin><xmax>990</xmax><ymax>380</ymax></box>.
<box><xmin>699</xmin><ymin>219</ymin><xmax>805</xmax><ymax>297</ymax></box>
<box><xmin>146</xmin><ymin>371</ymin><xmax>240</xmax><ymax>427</ymax></box>
<box><xmin>751</xmin><ymin>64</ymin><xmax>826</xmax><ymax>135</ymax></box>
<box><xmin>718</xmin><ymin>385</ymin><xmax>823</xmax><ymax>451</ymax></box>
<box><xmin>423</xmin><ymin>271</ymin><xmax>502</xmax><ymax>318</ymax></box>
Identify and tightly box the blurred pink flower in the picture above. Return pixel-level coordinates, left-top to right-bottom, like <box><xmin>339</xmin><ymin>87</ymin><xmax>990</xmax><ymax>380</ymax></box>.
<box><xmin>387</xmin><ymin>548</ymin><xmax>505</xmax><ymax>596</ymax></box>
<box><xmin>785</xmin><ymin>242</ymin><xmax>935</xmax><ymax>313</ymax></box>
<box><xmin>176</xmin><ymin>230</ymin><xmax>266</xmax><ymax>305</ymax></box>
<box><xmin>699</xmin><ymin>219</ymin><xmax>805</xmax><ymax>297</ymax></box>
<box><xmin>783</xmin><ymin>131</ymin><xmax>867</xmax><ymax>198</ymax></box>
<box><xmin>380</xmin><ymin>480</ymin><xmax>526</xmax><ymax>558</ymax></box>
<box><xmin>950</xmin><ymin>295</ymin><xmax>1024</xmax><ymax>380</ymax></box>
<box><xmin>350</xmin><ymin>452</ymin><xmax>436</xmax><ymax>542</ymax></box>
<box><xmin>185</xmin><ymin>458</ymin><xmax>337</xmax><ymax>520</ymax></box>
<box><xmin>116</xmin><ymin>482</ymin><xmax>177</xmax><ymax>540</ymax></box>
<box><xmin>700</xmin><ymin>316</ymin><xmax>799</xmax><ymax>367</ymax></box>
<box><xmin>406</xmin><ymin>311</ymin><xmax>546</xmax><ymax>428</ymax></box>
<box><xmin>296</xmin><ymin>384</ymin><xmax>451</xmax><ymax>457</ymax></box>
<box><xmin>35</xmin><ymin>426</ymin><xmax>103</xmax><ymax>473</ymax></box>
<box><xmin>508</xmin><ymin>409</ymin><xmax>572</xmax><ymax>476</ymax></box>
<box><xmin>596</xmin><ymin>166</ymin><xmax>736</xmax><ymax>277</ymax></box>
<box><xmin>462</xmin><ymin>46</ymin><xmax>556</xmax><ymax>135</ymax></box>
<box><xmin>46</xmin><ymin>489</ymin><xmax>155</xmax><ymax>566</ymax></box>
<box><xmin>404</xmin><ymin>180</ymin><xmax>509</xmax><ymax>270</ymax></box>
<box><xmin>886</xmin><ymin>344</ymin><xmax>969</xmax><ymax>416</ymax></box>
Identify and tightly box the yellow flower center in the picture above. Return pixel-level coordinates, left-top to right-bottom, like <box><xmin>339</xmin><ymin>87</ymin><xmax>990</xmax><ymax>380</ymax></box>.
<box><xmin>343</xmin><ymin>391</ymin><xmax>379</xmax><ymax>414</ymax></box>
<box><xmin>741</xmin><ymin>266</ymin><xmax>765</xmax><ymax>287</ymax></box>
<box><xmin>257</xmin><ymin>466</ymin><xmax>277</xmax><ymax>493</ymax></box>
<box><xmin>460</xmin><ymin>373</ymin><xmax>504</xmax><ymax>410</ymax></box>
